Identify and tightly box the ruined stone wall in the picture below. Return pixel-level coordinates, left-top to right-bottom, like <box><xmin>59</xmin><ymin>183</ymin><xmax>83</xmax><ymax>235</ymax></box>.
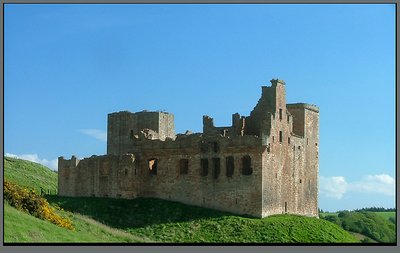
<box><xmin>143</xmin><ymin>136</ymin><xmax>263</xmax><ymax>217</ymax></box>
<box><xmin>202</xmin><ymin>115</ymin><xmax>238</xmax><ymax>138</ymax></box>
<box><xmin>59</xmin><ymin>135</ymin><xmax>264</xmax><ymax>217</ymax></box>
<box><xmin>58</xmin><ymin>156</ymin><xmax>80</xmax><ymax>197</ymax></box>
<box><xmin>158</xmin><ymin>112</ymin><xmax>175</xmax><ymax>140</ymax></box>
<box><xmin>58</xmin><ymin>154</ymin><xmax>138</xmax><ymax>199</ymax></box>
<box><xmin>246</xmin><ymin>80</ymin><xmax>285</xmax><ymax>137</ymax></box>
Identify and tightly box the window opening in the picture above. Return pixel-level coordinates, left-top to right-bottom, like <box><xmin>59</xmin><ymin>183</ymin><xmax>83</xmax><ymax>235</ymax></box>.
<box><xmin>148</xmin><ymin>158</ymin><xmax>158</xmax><ymax>175</ymax></box>
<box><xmin>200</xmin><ymin>141</ymin><xmax>208</xmax><ymax>153</ymax></box>
<box><xmin>212</xmin><ymin>158</ymin><xmax>221</xmax><ymax>179</ymax></box>
<box><xmin>180</xmin><ymin>159</ymin><xmax>189</xmax><ymax>175</ymax></box>
<box><xmin>200</xmin><ymin>159</ymin><xmax>208</xmax><ymax>176</ymax></box>
<box><xmin>226</xmin><ymin>156</ymin><xmax>234</xmax><ymax>177</ymax></box>
<box><xmin>213</xmin><ymin>142</ymin><xmax>219</xmax><ymax>153</ymax></box>
<box><xmin>242</xmin><ymin>155</ymin><xmax>253</xmax><ymax>175</ymax></box>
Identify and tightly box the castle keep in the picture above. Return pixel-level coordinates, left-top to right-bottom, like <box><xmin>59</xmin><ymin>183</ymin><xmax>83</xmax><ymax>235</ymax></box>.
<box><xmin>58</xmin><ymin>79</ymin><xmax>319</xmax><ymax>218</ymax></box>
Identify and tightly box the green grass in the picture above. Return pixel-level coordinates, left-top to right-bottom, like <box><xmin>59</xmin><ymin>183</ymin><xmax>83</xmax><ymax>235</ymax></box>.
<box><xmin>4</xmin><ymin>156</ymin><xmax>57</xmax><ymax>194</ymax></box>
<box><xmin>129</xmin><ymin>213</ymin><xmax>358</xmax><ymax>243</ymax></box>
<box><xmin>4</xmin><ymin>203</ymin><xmax>150</xmax><ymax>243</ymax></box>
<box><xmin>46</xmin><ymin>196</ymin><xmax>358</xmax><ymax>243</ymax></box>
<box><xmin>373</xmin><ymin>212</ymin><xmax>396</xmax><ymax>221</ymax></box>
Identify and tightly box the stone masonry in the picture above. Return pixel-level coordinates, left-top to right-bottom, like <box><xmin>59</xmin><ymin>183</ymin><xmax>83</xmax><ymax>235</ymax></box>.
<box><xmin>58</xmin><ymin>79</ymin><xmax>319</xmax><ymax>218</ymax></box>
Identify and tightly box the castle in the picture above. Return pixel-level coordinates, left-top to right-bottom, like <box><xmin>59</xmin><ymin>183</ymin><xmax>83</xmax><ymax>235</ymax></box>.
<box><xmin>58</xmin><ymin>79</ymin><xmax>319</xmax><ymax>218</ymax></box>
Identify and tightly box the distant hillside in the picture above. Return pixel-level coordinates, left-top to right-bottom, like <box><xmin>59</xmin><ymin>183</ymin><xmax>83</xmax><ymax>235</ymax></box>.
<box><xmin>321</xmin><ymin>211</ymin><xmax>396</xmax><ymax>243</ymax></box>
<box><xmin>4</xmin><ymin>156</ymin><xmax>57</xmax><ymax>193</ymax></box>
<box><xmin>4</xmin><ymin>157</ymin><xmax>358</xmax><ymax>243</ymax></box>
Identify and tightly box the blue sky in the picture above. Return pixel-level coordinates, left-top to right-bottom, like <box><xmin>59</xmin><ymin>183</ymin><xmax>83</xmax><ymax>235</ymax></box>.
<box><xmin>4</xmin><ymin>4</ymin><xmax>395</xmax><ymax>211</ymax></box>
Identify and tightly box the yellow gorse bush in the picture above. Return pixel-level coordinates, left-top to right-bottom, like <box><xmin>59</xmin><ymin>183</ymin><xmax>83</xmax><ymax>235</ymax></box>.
<box><xmin>4</xmin><ymin>180</ymin><xmax>74</xmax><ymax>230</ymax></box>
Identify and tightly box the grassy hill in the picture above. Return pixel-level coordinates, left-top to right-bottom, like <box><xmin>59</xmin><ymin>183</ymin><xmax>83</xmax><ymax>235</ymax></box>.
<box><xmin>4</xmin><ymin>156</ymin><xmax>57</xmax><ymax>194</ymax></box>
<box><xmin>46</xmin><ymin>196</ymin><xmax>358</xmax><ymax>243</ymax></box>
<box><xmin>4</xmin><ymin>203</ymin><xmax>150</xmax><ymax>243</ymax></box>
<box><xmin>4</xmin><ymin>156</ymin><xmax>358</xmax><ymax>243</ymax></box>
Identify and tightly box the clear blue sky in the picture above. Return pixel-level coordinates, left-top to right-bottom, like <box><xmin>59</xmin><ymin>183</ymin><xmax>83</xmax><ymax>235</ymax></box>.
<box><xmin>4</xmin><ymin>4</ymin><xmax>395</xmax><ymax>211</ymax></box>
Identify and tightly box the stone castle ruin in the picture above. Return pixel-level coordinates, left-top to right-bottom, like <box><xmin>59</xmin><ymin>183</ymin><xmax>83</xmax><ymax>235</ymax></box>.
<box><xmin>58</xmin><ymin>79</ymin><xmax>319</xmax><ymax>218</ymax></box>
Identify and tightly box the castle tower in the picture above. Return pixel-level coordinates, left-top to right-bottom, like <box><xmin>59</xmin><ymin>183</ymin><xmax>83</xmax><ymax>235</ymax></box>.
<box><xmin>107</xmin><ymin>111</ymin><xmax>175</xmax><ymax>155</ymax></box>
<box><xmin>286</xmin><ymin>103</ymin><xmax>319</xmax><ymax>216</ymax></box>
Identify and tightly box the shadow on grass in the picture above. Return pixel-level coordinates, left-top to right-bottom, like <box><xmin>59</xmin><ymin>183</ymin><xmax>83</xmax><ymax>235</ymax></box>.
<box><xmin>46</xmin><ymin>195</ymin><xmax>237</xmax><ymax>230</ymax></box>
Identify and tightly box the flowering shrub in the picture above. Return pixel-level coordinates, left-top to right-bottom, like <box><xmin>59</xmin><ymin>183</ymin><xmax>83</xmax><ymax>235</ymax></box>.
<box><xmin>4</xmin><ymin>180</ymin><xmax>74</xmax><ymax>230</ymax></box>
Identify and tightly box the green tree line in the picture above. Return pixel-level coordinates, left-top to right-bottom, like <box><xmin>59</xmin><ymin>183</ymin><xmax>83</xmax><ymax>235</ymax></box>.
<box><xmin>322</xmin><ymin>211</ymin><xmax>395</xmax><ymax>243</ymax></box>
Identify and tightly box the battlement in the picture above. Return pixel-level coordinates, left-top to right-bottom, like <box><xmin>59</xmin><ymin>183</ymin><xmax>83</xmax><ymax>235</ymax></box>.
<box><xmin>58</xmin><ymin>155</ymin><xmax>80</xmax><ymax>168</ymax></box>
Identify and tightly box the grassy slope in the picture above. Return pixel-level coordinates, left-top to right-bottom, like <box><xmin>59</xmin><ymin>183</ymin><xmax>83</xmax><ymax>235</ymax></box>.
<box><xmin>130</xmin><ymin>213</ymin><xmax>358</xmax><ymax>243</ymax></box>
<box><xmin>4</xmin><ymin>156</ymin><xmax>57</xmax><ymax>193</ymax></box>
<box><xmin>373</xmin><ymin>212</ymin><xmax>396</xmax><ymax>221</ymax></box>
<box><xmin>4</xmin><ymin>203</ymin><xmax>150</xmax><ymax>243</ymax></box>
<box><xmin>47</xmin><ymin>196</ymin><xmax>358</xmax><ymax>243</ymax></box>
